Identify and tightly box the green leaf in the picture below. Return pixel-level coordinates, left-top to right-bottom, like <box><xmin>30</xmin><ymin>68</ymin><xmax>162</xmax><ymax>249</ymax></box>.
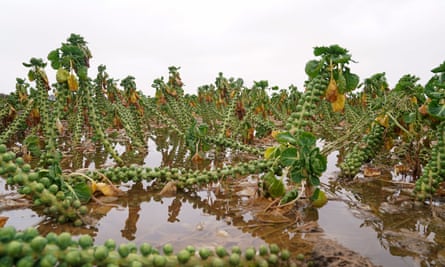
<box><xmin>289</xmin><ymin>168</ymin><xmax>305</xmax><ymax>183</ymax></box>
<box><xmin>310</xmin><ymin>188</ymin><xmax>320</xmax><ymax>201</ymax></box>
<box><xmin>305</xmin><ymin>60</ymin><xmax>322</xmax><ymax>78</ymax></box>
<box><xmin>402</xmin><ymin>112</ymin><xmax>416</xmax><ymax>124</ymax></box>
<box><xmin>296</xmin><ymin>131</ymin><xmax>316</xmax><ymax>148</ymax></box>
<box><xmin>309</xmin><ymin>148</ymin><xmax>327</xmax><ymax>175</ymax></box>
<box><xmin>337</xmin><ymin>71</ymin><xmax>347</xmax><ymax>94</ymax></box>
<box><xmin>280</xmin><ymin>147</ymin><xmax>298</xmax><ymax>166</ymax></box>
<box><xmin>197</xmin><ymin>124</ymin><xmax>208</xmax><ymax>137</ymax></box>
<box><xmin>71</xmin><ymin>182</ymin><xmax>92</xmax><ymax>203</ymax></box>
<box><xmin>427</xmin><ymin>99</ymin><xmax>445</xmax><ymax>120</ymax></box>
<box><xmin>314</xmin><ymin>45</ymin><xmax>348</xmax><ymax>57</ymax></box>
<box><xmin>276</xmin><ymin>131</ymin><xmax>297</xmax><ymax>145</ymax></box>
<box><xmin>24</xmin><ymin>135</ymin><xmax>41</xmax><ymax>157</ymax></box>
<box><xmin>47</xmin><ymin>49</ymin><xmax>60</xmax><ymax>62</ymax></box>
<box><xmin>263</xmin><ymin>172</ymin><xmax>285</xmax><ymax>198</ymax></box>
<box><xmin>308</xmin><ymin>175</ymin><xmax>320</xmax><ymax>186</ymax></box>
<box><xmin>343</xmin><ymin>71</ymin><xmax>360</xmax><ymax>92</ymax></box>
<box><xmin>431</xmin><ymin>61</ymin><xmax>445</xmax><ymax>73</ymax></box>
<box><xmin>280</xmin><ymin>189</ymin><xmax>299</xmax><ymax>204</ymax></box>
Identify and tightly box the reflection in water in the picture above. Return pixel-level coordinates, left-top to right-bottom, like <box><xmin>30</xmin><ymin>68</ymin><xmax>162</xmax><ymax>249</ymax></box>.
<box><xmin>4</xmin><ymin>130</ymin><xmax>445</xmax><ymax>267</ymax></box>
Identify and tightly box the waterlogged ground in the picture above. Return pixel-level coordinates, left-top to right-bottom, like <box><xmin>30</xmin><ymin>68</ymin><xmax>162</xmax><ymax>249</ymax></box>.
<box><xmin>1</xmin><ymin>131</ymin><xmax>445</xmax><ymax>266</ymax></box>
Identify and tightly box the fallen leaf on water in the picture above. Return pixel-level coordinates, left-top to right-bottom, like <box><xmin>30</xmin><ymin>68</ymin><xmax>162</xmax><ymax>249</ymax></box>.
<box><xmin>95</xmin><ymin>182</ymin><xmax>125</xmax><ymax>197</ymax></box>
<box><xmin>0</xmin><ymin>216</ymin><xmax>8</xmax><ymax>227</ymax></box>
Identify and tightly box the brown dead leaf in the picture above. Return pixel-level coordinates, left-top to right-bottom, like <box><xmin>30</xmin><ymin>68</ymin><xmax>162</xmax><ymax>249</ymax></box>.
<box><xmin>0</xmin><ymin>216</ymin><xmax>8</xmax><ymax>227</ymax></box>
<box><xmin>158</xmin><ymin>181</ymin><xmax>177</xmax><ymax>197</ymax></box>
<box><xmin>363</xmin><ymin>166</ymin><xmax>381</xmax><ymax>177</ymax></box>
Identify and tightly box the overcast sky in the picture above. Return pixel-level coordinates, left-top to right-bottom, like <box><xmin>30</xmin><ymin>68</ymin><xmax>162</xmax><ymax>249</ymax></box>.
<box><xmin>1</xmin><ymin>0</ymin><xmax>444</xmax><ymax>96</ymax></box>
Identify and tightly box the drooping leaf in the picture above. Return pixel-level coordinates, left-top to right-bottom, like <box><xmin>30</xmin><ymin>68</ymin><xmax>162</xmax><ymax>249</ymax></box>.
<box><xmin>331</xmin><ymin>93</ymin><xmax>346</xmax><ymax>112</ymax></box>
<box><xmin>325</xmin><ymin>77</ymin><xmax>338</xmax><ymax>102</ymax></box>
<box><xmin>67</xmin><ymin>73</ymin><xmax>79</xmax><ymax>92</ymax></box>
<box><xmin>305</xmin><ymin>60</ymin><xmax>322</xmax><ymax>78</ymax></box>
<box><xmin>344</xmin><ymin>71</ymin><xmax>360</xmax><ymax>92</ymax></box>
<box><xmin>375</xmin><ymin>114</ymin><xmax>390</xmax><ymax>128</ymax></box>
<box><xmin>280</xmin><ymin>189</ymin><xmax>299</xmax><ymax>204</ymax></box>
<box><xmin>425</xmin><ymin>76</ymin><xmax>445</xmax><ymax>100</ymax></box>
<box><xmin>72</xmin><ymin>182</ymin><xmax>92</xmax><ymax>203</ymax></box>
<box><xmin>308</xmin><ymin>175</ymin><xmax>321</xmax><ymax>186</ymax></box>
<box><xmin>263</xmin><ymin>172</ymin><xmax>285</xmax><ymax>198</ymax></box>
<box><xmin>95</xmin><ymin>182</ymin><xmax>125</xmax><ymax>197</ymax></box>
<box><xmin>264</xmin><ymin>146</ymin><xmax>279</xmax><ymax>160</ymax></box>
<box><xmin>0</xmin><ymin>216</ymin><xmax>8</xmax><ymax>227</ymax></box>
<box><xmin>280</xmin><ymin>147</ymin><xmax>299</xmax><ymax>166</ymax></box>
<box><xmin>56</xmin><ymin>68</ymin><xmax>69</xmax><ymax>83</ymax></box>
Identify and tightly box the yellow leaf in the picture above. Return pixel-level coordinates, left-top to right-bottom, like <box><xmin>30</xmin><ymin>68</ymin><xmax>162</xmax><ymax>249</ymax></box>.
<box><xmin>96</xmin><ymin>182</ymin><xmax>124</xmax><ymax>196</ymax></box>
<box><xmin>271</xmin><ymin>130</ymin><xmax>280</xmax><ymax>139</ymax></box>
<box><xmin>331</xmin><ymin>93</ymin><xmax>346</xmax><ymax>112</ymax></box>
<box><xmin>375</xmin><ymin>114</ymin><xmax>389</xmax><ymax>128</ymax></box>
<box><xmin>0</xmin><ymin>216</ymin><xmax>8</xmax><ymax>227</ymax></box>
<box><xmin>325</xmin><ymin>77</ymin><xmax>338</xmax><ymax>102</ymax></box>
<box><xmin>264</xmin><ymin>147</ymin><xmax>277</xmax><ymax>160</ymax></box>
<box><xmin>312</xmin><ymin>190</ymin><xmax>328</xmax><ymax>208</ymax></box>
<box><xmin>90</xmin><ymin>181</ymin><xmax>97</xmax><ymax>193</ymax></box>
<box><xmin>67</xmin><ymin>73</ymin><xmax>79</xmax><ymax>92</ymax></box>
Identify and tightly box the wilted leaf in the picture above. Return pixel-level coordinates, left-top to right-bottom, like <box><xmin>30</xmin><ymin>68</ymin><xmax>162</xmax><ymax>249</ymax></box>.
<box><xmin>375</xmin><ymin>114</ymin><xmax>389</xmax><ymax>128</ymax></box>
<box><xmin>67</xmin><ymin>73</ymin><xmax>79</xmax><ymax>92</ymax></box>
<box><xmin>56</xmin><ymin>68</ymin><xmax>69</xmax><ymax>83</ymax></box>
<box><xmin>270</xmin><ymin>130</ymin><xmax>281</xmax><ymax>139</ymax></box>
<box><xmin>95</xmin><ymin>182</ymin><xmax>125</xmax><ymax>197</ymax></box>
<box><xmin>325</xmin><ymin>77</ymin><xmax>338</xmax><ymax>102</ymax></box>
<box><xmin>0</xmin><ymin>216</ymin><xmax>8</xmax><ymax>227</ymax></box>
<box><xmin>263</xmin><ymin>172</ymin><xmax>286</xmax><ymax>198</ymax></box>
<box><xmin>192</xmin><ymin>152</ymin><xmax>204</xmax><ymax>163</ymax></box>
<box><xmin>331</xmin><ymin>93</ymin><xmax>346</xmax><ymax>112</ymax></box>
<box><xmin>363</xmin><ymin>166</ymin><xmax>381</xmax><ymax>177</ymax></box>
<box><xmin>264</xmin><ymin>146</ymin><xmax>279</xmax><ymax>160</ymax></box>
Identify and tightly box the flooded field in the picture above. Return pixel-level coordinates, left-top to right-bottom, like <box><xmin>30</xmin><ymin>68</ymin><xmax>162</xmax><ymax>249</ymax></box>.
<box><xmin>2</xmin><ymin>132</ymin><xmax>444</xmax><ymax>267</ymax></box>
